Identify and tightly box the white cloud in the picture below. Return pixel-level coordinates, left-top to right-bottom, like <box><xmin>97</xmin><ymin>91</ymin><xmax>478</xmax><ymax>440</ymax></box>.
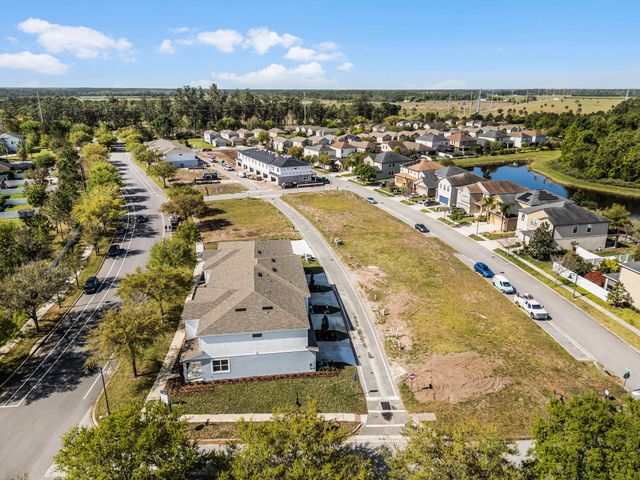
<box><xmin>244</xmin><ymin>27</ymin><xmax>299</xmax><ymax>54</ymax></box>
<box><xmin>197</xmin><ymin>29</ymin><xmax>244</xmax><ymax>53</ymax></box>
<box><xmin>338</xmin><ymin>61</ymin><xmax>354</xmax><ymax>71</ymax></box>
<box><xmin>0</xmin><ymin>51</ymin><xmax>69</xmax><ymax>75</ymax></box>
<box><xmin>5</xmin><ymin>36</ymin><xmax>18</xmax><ymax>45</ymax></box>
<box><xmin>188</xmin><ymin>79</ymin><xmax>214</xmax><ymax>88</ymax></box>
<box><xmin>158</xmin><ymin>39</ymin><xmax>175</xmax><ymax>54</ymax></box>
<box><xmin>426</xmin><ymin>79</ymin><xmax>467</xmax><ymax>89</ymax></box>
<box><xmin>17</xmin><ymin>18</ymin><xmax>133</xmax><ymax>60</ymax></box>
<box><xmin>170</xmin><ymin>26</ymin><xmax>192</xmax><ymax>34</ymax></box>
<box><xmin>284</xmin><ymin>46</ymin><xmax>344</xmax><ymax>62</ymax></box>
<box><xmin>211</xmin><ymin>62</ymin><xmax>333</xmax><ymax>88</ymax></box>
<box><xmin>176</xmin><ymin>38</ymin><xmax>194</xmax><ymax>46</ymax></box>
<box><xmin>315</xmin><ymin>41</ymin><xmax>339</xmax><ymax>51</ymax></box>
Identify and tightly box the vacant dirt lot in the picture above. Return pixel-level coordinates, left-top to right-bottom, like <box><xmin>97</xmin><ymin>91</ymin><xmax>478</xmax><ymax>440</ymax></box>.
<box><xmin>285</xmin><ymin>191</ymin><xmax>621</xmax><ymax>436</ymax></box>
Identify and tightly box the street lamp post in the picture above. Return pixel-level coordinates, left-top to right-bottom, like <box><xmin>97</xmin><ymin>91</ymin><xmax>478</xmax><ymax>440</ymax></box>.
<box><xmin>99</xmin><ymin>365</ymin><xmax>111</xmax><ymax>416</ymax></box>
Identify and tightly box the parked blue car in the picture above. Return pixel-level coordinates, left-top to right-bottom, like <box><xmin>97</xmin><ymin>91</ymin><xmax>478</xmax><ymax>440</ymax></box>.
<box><xmin>474</xmin><ymin>262</ymin><xmax>494</xmax><ymax>278</ymax></box>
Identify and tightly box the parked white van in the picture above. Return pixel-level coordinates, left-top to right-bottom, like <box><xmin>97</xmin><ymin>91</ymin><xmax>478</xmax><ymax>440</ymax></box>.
<box><xmin>492</xmin><ymin>275</ymin><xmax>515</xmax><ymax>294</ymax></box>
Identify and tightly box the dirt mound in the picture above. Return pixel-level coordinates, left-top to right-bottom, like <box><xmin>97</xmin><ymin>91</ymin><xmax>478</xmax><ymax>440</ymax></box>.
<box><xmin>407</xmin><ymin>351</ymin><xmax>510</xmax><ymax>404</ymax></box>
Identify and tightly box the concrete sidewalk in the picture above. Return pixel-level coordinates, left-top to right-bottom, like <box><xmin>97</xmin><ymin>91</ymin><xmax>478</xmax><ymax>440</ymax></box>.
<box><xmin>183</xmin><ymin>412</ymin><xmax>367</xmax><ymax>423</ymax></box>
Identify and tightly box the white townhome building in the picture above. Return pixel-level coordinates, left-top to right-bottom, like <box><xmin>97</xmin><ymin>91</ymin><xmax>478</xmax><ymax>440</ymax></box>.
<box><xmin>180</xmin><ymin>240</ymin><xmax>318</xmax><ymax>382</ymax></box>
<box><xmin>147</xmin><ymin>139</ymin><xmax>198</xmax><ymax>168</ymax></box>
<box><xmin>236</xmin><ymin>148</ymin><xmax>314</xmax><ymax>185</ymax></box>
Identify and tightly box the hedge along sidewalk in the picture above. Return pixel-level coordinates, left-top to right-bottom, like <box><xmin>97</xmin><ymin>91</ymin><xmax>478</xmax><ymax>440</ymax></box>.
<box><xmin>495</xmin><ymin>249</ymin><xmax>640</xmax><ymax>347</ymax></box>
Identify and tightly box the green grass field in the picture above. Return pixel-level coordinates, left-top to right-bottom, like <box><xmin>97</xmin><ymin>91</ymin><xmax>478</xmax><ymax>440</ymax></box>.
<box><xmin>453</xmin><ymin>149</ymin><xmax>561</xmax><ymax>167</ymax></box>
<box><xmin>186</xmin><ymin>138</ymin><xmax>212</xmax><ymax>150</ymax></box>
<box><xmin>171</xmin><ymin>367</ymin><xmax>366</xmax><ymax>414</ymax></box>
<box><xmin>284</xmin><ymin>191</ymin><xmax>621</xmax><ymax>436</ymax></box>
<box><xmin>195</xmin><ymin>182</ymin><xmax>248</xmax><ymax>196</ymax></box>
<box><xmin>530</xmin><ymin>159</ymin><xmax>640</xmax><ymax>199</ymax></box>
<box><xmin>200</xmin><ymin>198</ymin><xmax>300</xmax><ymax>247</ymax></box>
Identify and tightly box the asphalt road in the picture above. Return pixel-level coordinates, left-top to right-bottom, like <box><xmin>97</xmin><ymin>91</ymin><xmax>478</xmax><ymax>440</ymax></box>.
<box><xmin>0</xmin><ymin>153</ymin><xmax>167</xmax><ymax>480</ymax></box>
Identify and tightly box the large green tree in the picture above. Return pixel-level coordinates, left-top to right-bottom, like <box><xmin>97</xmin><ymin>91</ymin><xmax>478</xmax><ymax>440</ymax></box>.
<box><xmin>528</xmin><ymin>222</ymin><xmax>555</xmax><ymax>261</ymax></box>
<box><xmin>118</xmin><ymin>266</ymin><xmax>192</xmax><ymax>321</ymax></box>
<box><xmin>161</xmin><ymin>186</ymin><xmax>206</xmax><ymax>219</ymax></box>
<box><xmin>151</xmin><ymin>160</ymin><xmax>177</xmax><ymax>188</ymax></box>
<box><xmin>72</xmin><ymin>185</ymin><xmax>124</xmax><ymax>232</ymax></box>
<box><xmin>88</xmin><ymin>301</ymin><xmax>160</xmax><ymax>377</ymax></box>
<box><xmin>389</xmin><ymin>423</ymin><xmax>522</xmax><ymax>480</ymax></box>
<box><xmin>54</xmin><ymin>401</ymin><xmax>207</xmax><ymax>479</ymax></box>
<box><xmin>223</xmin><ymin>403</ymin><xmax>375</xmax><ymax>480</ymax></box>
<box><xmin>529</xmin><ymin>393</ymin><xmax>640</xmax><ymax>479</ymax></box>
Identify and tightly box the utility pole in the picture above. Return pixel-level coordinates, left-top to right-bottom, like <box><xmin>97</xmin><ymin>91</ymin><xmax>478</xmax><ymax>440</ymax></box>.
<box><xmin>99</xmin><ymin>365</ymin><xmax>111</xmax><ymax>416</ymax></box>
<box><xmin>303</xmin><ymin>91</ymin><xmax>307</xmax><ymax>124</ymax></box>
<box><xmin>625</xmin><ymin>89</ymin><xmax>629</xmax><ymax>101</ymax></box>
<box><xmin>36</xmin><ymin>91</ymin><xmax>44</xmax><ymax>123</ymax></box>
<box><xmin>476</xmin><ymin>88</ymin><xmax>482</xmax><ymax>115</ymax></box>
<box><xmin>447</xmin><ymin>92</ymin><xmax>451</xmax><ymax>115</ymax></box>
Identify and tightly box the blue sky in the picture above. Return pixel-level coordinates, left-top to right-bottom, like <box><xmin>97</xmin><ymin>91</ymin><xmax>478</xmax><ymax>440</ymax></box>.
<box><xmin>1</xmin><ymin>0</ymin><xmax>639</xmax><ymax>89</ymax></box>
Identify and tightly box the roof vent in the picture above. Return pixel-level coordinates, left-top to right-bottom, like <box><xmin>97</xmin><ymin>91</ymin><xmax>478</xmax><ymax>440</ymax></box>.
<box><xmin>272</xmin><ymin>267</ymin><xmax>277</xmax><ymax>272</ymax></box>
<box><xmin>257</xmin><ymin>272</ymin><xmax>262</xmax><ymax>277</ymax></box>
<box><xmin>257</xmin><ymin>249</ymin><xmax>262</xmax><ymax>255</ymax></box>
<box><xmin>235</xmin><ymin>307</ymin><xmax>246</xmax><ymax>312</ymax></box>
<box><xmin>262</xmin><ymin>306</ymin><xmax>273</xmax><ymax>310</ymax></box>
<box><xmin>271</xmin><ymin>258</ymin><xmax>276</xmax><ymax>262</ymax></box>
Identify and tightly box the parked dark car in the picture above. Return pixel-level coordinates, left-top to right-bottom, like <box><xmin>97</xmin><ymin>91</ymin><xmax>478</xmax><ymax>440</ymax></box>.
<box><xmin>135</xmin><ymin>214</ymin><xmax>148</xmax><ymax>223</ymax></box>
<box><xmin>414</xmin><ymin>223</ymin><xmax>429</xmax><ymax>233</ymax></box>
<box><xmin>474</xmin><ymin>262</ymin><xmax>494</xmax><ymax>278</ymax></box>
<box><xmin>107</xmin><ymin>244</ymin><xmax>120</xmax><ymax>257</ymax></box>
<box><xmin>83</xmin><ymin>276</ymin><xmax>99</xmax><ymax>294</ymax></box>
<box><xmin>115</xmin><ymin>224</ymin><xmax>127</xmax><ymax>236</ymax></box>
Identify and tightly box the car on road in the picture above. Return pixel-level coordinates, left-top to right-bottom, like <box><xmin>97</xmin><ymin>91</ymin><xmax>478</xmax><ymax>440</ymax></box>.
<box><xmin>492</xmin><ymin>275</ymin><xmax>515</xmax><ymax>294</ymax></box>
<box><xmin>107</xmin><ymin>244</ymin><xmax>120</xmax><ymax>257</ymax></box>
<box><xmin>83</xmin><ymin>276</ymin><xmax>99</xmax><ymax>294</ymax></box>
<box><xmin>414</xmin><ymin>223</ymin><xmax>429</xmax><ymax>233</ymax></box>
<box><xmin>237</xmin><ymin>171</ymin><xmax>247</xmax><ymax>178</ymax></box>
<box><xmin>366</xmin><ymin>197</ymin><xmax>378</xmax><ymax>204</ymax></box>
<box><xmin>474</xmin><ymin>262</ymin><xmax>494</xmax><ymax>278</ymax></box>
<box><xmin>223</xmin><ymin>165</ymin><xmax>234</xmax><ymax>171</ymax></box>
<box><xmin>115</xmin><ymin>224</ymin><xmax>127</xmax><ymax>236</ymax></box>
<box><xmin>135</xmin><ymin>214</ymin><xmax>148</xmax><ymax>223</ymax></box>
<box><xmin>515</xmin><ymin>293</ymin><xmax>550</xmax><ymax>319</ymax></box>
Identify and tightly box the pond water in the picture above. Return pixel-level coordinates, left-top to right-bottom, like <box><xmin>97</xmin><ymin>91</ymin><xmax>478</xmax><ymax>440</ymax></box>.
<box><xmin>464</xmin><ymin>163</ymin><xmax>640</xmax><ymax>217</ymax></box>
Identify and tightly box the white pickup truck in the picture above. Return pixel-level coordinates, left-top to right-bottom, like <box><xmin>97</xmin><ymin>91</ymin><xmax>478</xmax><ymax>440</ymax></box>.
<box><xmin>514</xmin><ymin>293</ymin><xmax>550</xmax><ymax>320</ymax></box>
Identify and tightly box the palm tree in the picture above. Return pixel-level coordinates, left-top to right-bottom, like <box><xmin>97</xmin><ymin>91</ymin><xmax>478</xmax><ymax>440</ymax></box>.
<box><xmin>498</xmin><ymin>202</ymin><xmax>513</xmax><ymax>232</ymax></box>
<box><xmin>476</xmin><ymin>195</ymin><xmax>496</xmax><ymax>235</ymax></box>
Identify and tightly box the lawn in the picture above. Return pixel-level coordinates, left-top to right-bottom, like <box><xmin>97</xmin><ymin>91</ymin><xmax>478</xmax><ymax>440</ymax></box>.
<box><xmin>199</xmin><ymin>198</ymin><xmax>300</xmax><ymax>248</ymax></box>
<box><xmin>196</xmin><ymin>182</ymin><xmax>248</xmax><ymax>197</ymax></box>
<box><xmin>284</xmin><ymin>191</ymin><xmax>621</xmax><ymax>436</ymax></box>
<box><xmin>170</xmin><ymin>366</ymin><xmax>366</xmax><ymax>414</ymax></box>
<box><xmin>186</xmin><ymin>138</ymin><xmax>212</xmax><ymax>150</ymax></box>
<box><xmin>530</xmin><ymin>158</ymin><xmax>640</xmax><ymax>199</ymax></box>
<box><xmin>453</xmin><ymin>149</ymin><xmax>561</xmax><ymax>168</ymax></box>
<box><xmin>495</xmin><ymin>249</ymin><xmax>640</xmax><ymax>351</ymax></box>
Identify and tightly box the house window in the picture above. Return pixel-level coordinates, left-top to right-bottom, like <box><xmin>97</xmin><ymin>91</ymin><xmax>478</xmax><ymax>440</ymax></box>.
<box><xmin>520</xmin><ymin>213</ymin><xmax>525</xmax><ymax>221</ymax></box>
<box><xmin>572</xmin><ymin>225</ymin><xmax>579</xmax><ymax>234</ymax></box>
<box><xmin>586</xmin><ymin>224</ymin><xmax>592</xmax><ymax>233</ymax></box>
<box><xmin>212</xmin><ymin>359</ymin><xmax>230</xmax><ymax>373</ymax></box>
<box><xmin>252</xmin><ymin>333</ymin><xmax>263</xmax><ymax>338</ymax></box>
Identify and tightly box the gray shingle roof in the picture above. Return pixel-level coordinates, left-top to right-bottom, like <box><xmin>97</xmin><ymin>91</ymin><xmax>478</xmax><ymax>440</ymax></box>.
<box><xmin>183</xmin><ymin>241</ymin><xmax>310</xmax><ymax>336</ymax></box>
<box><xmin>520</xmin><ymin>201</ymin><xmax>609</xmax><ymax>226</ymax></box>
<box><xmin>370</xmin><ymin>151</ymin><xmax>413</xmax><ymax>164</ymax></box>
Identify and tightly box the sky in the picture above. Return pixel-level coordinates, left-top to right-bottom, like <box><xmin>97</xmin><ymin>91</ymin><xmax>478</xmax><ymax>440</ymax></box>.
<box><xmin>0</xmin><ymin>0</ymin><xmax>639</xmax><ymax>89</ymax></box>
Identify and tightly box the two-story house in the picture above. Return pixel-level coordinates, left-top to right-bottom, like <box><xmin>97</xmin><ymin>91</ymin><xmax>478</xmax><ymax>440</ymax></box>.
<box><xmin>435</xmin><ymin>167</ymin><xmax>483</xmax><ymax>207</ymax></box>
<box><xmin>303</xmin><ymin>144</ymin><xmax>335</xmax><ymax>158</ymax></box>
<box><xmin>203</xmin><ymin>130</ymin><xmax>221</xmax><ymax>144</ymax></box>
<box><xmin>272</xmin><ymin>137</ymin><xmax>293</xmax><ymax>152</ymax></box>
<box><xmin>0</xmin><ymin>133</ymin><xmax>24</xmax><ymax>154</ymax></box>
<box><xmin>236</xmin><ymin>148</ymin><xmax>313</xmax><ymax>185</ymax></box>
<box><xmin>456</xmin><ymin>180</ymin><xmax>528</xmax><ymax>215</ymax></box>
<box><xmin>329</xmin><ymin>141</ymin><xmax>357</xmax><ymax>158</ymax></box>
<box><xmin>515</xmin><ymin>194</ymin><xmax>610</xmax><ymax>250</ymax></box>
<box><xmin>394</xmin><ymin>158</ymin><xmax>443</xmax><ymax>196</ymax></box>
<box><xmin>447</xmin><ymin>133</ymin><xmax>478</xmax><ymax>152</ymax></box>
<box><xmin>415</xmin><ymin>134</ymin><xmax>449</xmax><ymax>151</ymax></box>
<box><xmin>363</xmin><ymin>151</ymin><xmax>414</xmax><ymax>179</ymax></box>
<box><xmin>180</xmin><ymin>240</ymin><xmax>318</xmax><ymax>382</ymax></box>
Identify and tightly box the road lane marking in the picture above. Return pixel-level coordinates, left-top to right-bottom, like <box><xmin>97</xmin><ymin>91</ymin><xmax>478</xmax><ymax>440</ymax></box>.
<box><xmin>1</xmin><ymin>166</ymin><xmax>141</xmax><ymax>407</ymax></box>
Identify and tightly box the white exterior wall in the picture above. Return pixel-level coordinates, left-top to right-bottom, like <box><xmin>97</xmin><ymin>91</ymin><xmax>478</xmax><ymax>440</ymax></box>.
<box><xmin>332</xmin><ymin>147</ymin><xmax>357</xmax><ymax>158</ymax></box>
<box><xmin>237</xmin><ymin>151</ymin><xmax>312</xmax><ymax>183</ymax></box>
<box><xmin>164</xmin><ymin>152</ymin><xmax>198</xmax><ymax>168</ymax></box>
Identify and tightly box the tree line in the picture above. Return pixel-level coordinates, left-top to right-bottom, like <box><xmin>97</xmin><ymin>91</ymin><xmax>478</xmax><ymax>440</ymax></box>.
<box><xmin>50</xmin><ymin>392</ymin><xmax>640</xmax><ymax>480</ymax></box>
<box><xmin>558</xmin><ymin>98</ymin><xmax>640</xmax><ymax>183</ymax></box>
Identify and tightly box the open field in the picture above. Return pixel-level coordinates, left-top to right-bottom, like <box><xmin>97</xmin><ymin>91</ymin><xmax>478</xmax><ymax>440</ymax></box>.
<box><xmin>170</xmin><ymin>367</ymin><xmax>366</xmax><ymax>414</ymax></box>
<box><xmin>284</xmin><ymin>191</ymin><xmax>621</xmax><ymax>436</ymax></box>
<box><xmin>186</xmin><ymin>138</ymin><xmax>211</xmax><ymax>150</ymax></box>
<box><xmin>396</xmin><ymin>96</ymin><xmax>625</xmax><ymax>116</ymax></box>
<box><xmin>200</xmin><ymin>198</ymin><xmax>300</xmax><ymax>248</ymax></box>
<box><xmin>195</xmin><ymin>182</ymin><xmax>248</xmax><ymax>196</ymax></box>
<box><xmin>530</xmin><ymin>159</ymin><xmax>640</xmax><ymax>199</ymax></box>
<box><xmin>453</xmin><ymin>149</ymin><xmax>561</xmax><ymax>168</ymax></box>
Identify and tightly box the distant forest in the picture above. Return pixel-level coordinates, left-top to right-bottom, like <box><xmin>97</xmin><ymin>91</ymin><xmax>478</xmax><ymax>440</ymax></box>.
<box><xmin>0</xmin><ymin>87</ymin><xmax>637</xmax><ymax>101</ymax></box>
